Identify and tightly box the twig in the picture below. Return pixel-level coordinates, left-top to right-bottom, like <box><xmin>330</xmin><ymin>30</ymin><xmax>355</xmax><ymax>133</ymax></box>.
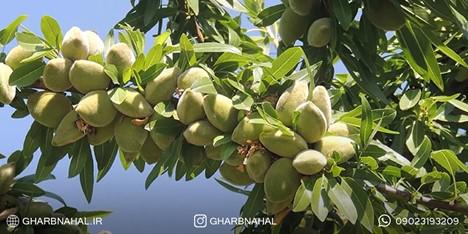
<box><xmin>376</xmin><ymin>184</ymin><xmax>468</xmax><ymax>215</ymax></box>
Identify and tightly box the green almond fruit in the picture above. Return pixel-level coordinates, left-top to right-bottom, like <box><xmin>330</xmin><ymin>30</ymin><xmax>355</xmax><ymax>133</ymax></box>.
<box><xmin>246</xmin><ymin>150</ymin><xmax>272</xmax><ymax>183</ymax></box>
<box><xmin>87</xmin><ymin>115</ymin><xmax>119</xmax><ymax>145</ymax></box>
<box><xmin>289</xmin><ymin>0</ymin><xmax>319</xmax><ymax>16</ymax></box>
<box><xmin>278</xmin><ymin>9</ymin><xmax>311</xmax><ymax>46</ymax></box>
<box><xmin>84</xmin><ymin>30</ymin><xmax>104</xmax><ymax>56</ymax></box>
<box><xmin>264</xmin><ymin>158</ymin><xmax>301</xmax><ymax>203</ymax></box>
<box><xmin>145</xmin><ymin>67</ymin><xmax>180</xmax><ymax>105</ymax></box>
<box><xmin>112</xmin><ymin>88</ymin><xmax>153</xmax><ymax>118</ymax></box>
<box><xmin>25</xmin><ymin>202</ymin><xmax>53</xmax><ymax>218</ymax></box>
<box><xmin>259</xmin><ymin>129</ymin><xmax>308</xmax><ymax>158</ymax></box>
<box><xmin>365</xmin><ymin>0</ymin><xmax>405</xmax><ymax>31</ymax></box>
<box><xmin>231</xmin><ymin>113</ymin><xmax>272</xmax><ymax>145</ymax></box>
<box><xmin>150</xmin><ymin>131</ymin><xmax>176</xmax><ymax>151</ymax></box>
<box><xmin>114</xmin><ymin>117</ymin><xmax>148</xmax><ymax>152</ymax></box>
<box><xmin>176</xmin><ymin>67</ymin><xmax>210</xmax><ymax>90</ymax></box>
<box><xmin>266</xmin><ymin>199</ymin><xmax>291</xmax><ymax>215</ymax></box>
<box><xmin>42</xmin><ymin>58</ymin><xmax>73</xmax><ymax>92</ymax></box>
<box><xmin>182</xmin><ymin>144</ymin><xmax>207</xmax><ymax>167</ymax></box>
<box><xmin>205</xmin><ymin>145</ymin><xmax>223</xmax><ymax>161</ymax></box>
<box><xmin>140</xmin><ymin>137</ymin><xmax>163</xmax><ymax>164</ymax></box>
<box><xmin>311</xmin><ymin>85</ymin><xmax>332</xmax><ymax>127</ymax></box>
<box><xmin>76</xmin><ymin>90</ymin><xmax>117</xmax><ymax>127</ymax></box>
<box><xmin>295</xmin><ymin>101</ymin><xmax>327</xmax><ymax>143</ymax></box>
<box><xmin>315</xmin><ymin>136</ymin><xmax>355</xmax><ymax>163</ymax></box>
<box><xmin>307</xmin><ymin>18</ymin><xmax>332</xmax><ymax>48</ymax></box>
<box><xmin>27</xmin><ymin>91</ymin><xmax>72</xmax><ymax>128</ymax></box>
<box><xmin>327</xmin><ymin>122</ymin><xmax>358</xmax><ymax>137</ymax></box>
<box><xmin>292</xmin><ymin>149</ymin><xmax>327</xmax><ymax>175</ymax></box>
<box><xmin>5</xmin><ymin>45</ymin><xmax>34</xmax><ymax>69</ymax></box>
<box><xmin>219</xmin><ymin>163</ymin><xmax>253</xmax><ymax>186</ymax></box>
<box><xmin>0</xmin><ymin>163</ymin><xmax>15</xmax><ymax>195</ymax></box>
<box><xmin>106</xmin><ymin>43</ymin><xmax>135</xmax><ymax>73</ymax></box>
<box><xmin>69</xmin><ymin>60</ymin><xmax>110</xmax><ymax>93</ymax></box>
<box><xmin>225</xmin><ymin>150</ymin><xmax>245</xmax><ymax>166</ymax></box>
<box><xmin>0</xmin><ymin>63</ymin><xmax>15</xmax><ymax>104</ymax></box>
<box><xmin>183</xmin><ymin>120</ymin><xmax>221</xmax><ymax>146</ymax></box>
<box><xmin>276</xmin><ymin>80</ymin><xmax>309</xmax><ymax>127</ymax></box>
<box><xmin>52</xmin><ymin>110</ymin><xmax>86</xmax><ymax>147</ymax></box>
<box><xmin>177</xmin><ymin>89</ymin><xmax>206</xmax><ymax>125</ymax></box>
<box><xmin>203</xmin><ymin>94</ymin><xmax>239</xmax><ymax>132</ymax></box>
<box><xmin>61</xmin><ymin>27</ymin><xmax>89</xmax><ymax>60</ymax></box>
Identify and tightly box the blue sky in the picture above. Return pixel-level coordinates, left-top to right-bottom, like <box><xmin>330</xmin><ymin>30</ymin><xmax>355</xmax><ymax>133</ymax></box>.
<box><xmin>0</xmin><ymin>1</ymin><xmax>249</xmax><ymax>233</ymax></box>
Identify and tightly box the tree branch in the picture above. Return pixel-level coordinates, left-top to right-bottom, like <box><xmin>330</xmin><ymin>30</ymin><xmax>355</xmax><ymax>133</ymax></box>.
<box><xmin>376</xmin><ymin>184</ymin><xmax>468</xmax><ymax>215</ymax></box>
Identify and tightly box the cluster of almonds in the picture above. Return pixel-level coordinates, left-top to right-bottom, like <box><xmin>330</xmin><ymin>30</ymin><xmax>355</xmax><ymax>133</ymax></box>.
<box><xmin>1</xmin><ymin>26</ymin><xmax>358</xmax><ymax>217</ymax></box>
<box><xmin>278</xmin><ymin>0</ymin><xmax>406</xmax><ymax>47</ymax></box>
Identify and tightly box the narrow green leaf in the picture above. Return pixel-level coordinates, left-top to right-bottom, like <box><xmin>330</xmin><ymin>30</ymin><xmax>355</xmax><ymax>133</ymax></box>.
<box><xmin>241</xmin><ymin>184</ymin><xmax>264</xmax><ymax>218</ymax></box>
<box><xmin>9</xmin><ymin>60</ymin><xmax>45</xmax><ymax>87</ymax></box>
<box><xmin>448</xmin><ymin>99</ymin><xmax>468</xmax><ymax>113</ymax></box>
<box><xmin>327</xmin><ymin>179</ymin><xmax>358</xmax><ymax>224</ymax></box>
<box><xmin>40</xmin><ymin>16</ymin><xmax>62</xmax><ymax>48</ymax></box>
<box><xmin>11</xmin><ymin>182</ymin><xmax>45</xmax><ymax>197</ymax></box>
<box><xmin>268</xmin><ymin>47</ymin><xmax>302</xmax><ymax>80</ymax></box>
<box><xmin>360</xmin><ymin>95</ymin><xmax>373</xmax><ymax>148</ymax></box>
<box><xmin>215</xmin><ymin>178</ymin><xmax>250</xmax><ymax>196</ymax></box>
<box><xmin>399</xmin><ymin>89</ymin><xmax>421</xmax><ymax>110</ymax></box>
<box><xmin>187</xmin><ymin>0</ymin><xmax>199</xmax><ymax>15</ymax></box>
<box><xmin>79</xmin><ymin>152</ymin><xmax>94</xmax><ymax>203</ymax></box>
<box><xmin>193</xmin><ymin>42</ymin><xmax>241</xmax><ymax>55</ymax></box>
<box><xmin>256</xmin><ymin>4</ymin><xmax>285</xmax><ymax>27</ymax></box>
<box><xmin>332</xmin><ymin>0</ymin><xmax>353</xmax><ymax>30</ymax></box>
<box><xmin>0</xmin><ymin>15</ymin><xmax>28</xmax><ymax>45</ymax></box>
<box><xmin>432</xmin><ymin>150</ymin><xmax>468</xmax><ymax>175</ymax></box>
<box><xmin>310</xmin><ymin>175</ymin><xmax>331</xmax><ymax>222</ymax></box>
<box><xmin>411</xmin><ymin>136</ymin><xmax>432</xmax><ymax>168</ymax></box>
<box><xmin>293</xmin><ymin>182</ymin><xmax>312</xmax><ymax>212</ymax></box>
<box><xmin>68</xmin><ymin>139</ymin><xmax>91</xmax><ymax>178</ymax></box>
<box><xmin>341</xmin><ymin>178</ymin><xmax>374</xmax><ymax>232</ymax></box>
<box><xmin>191</xmin><ymin>75</ymin><xmax>217</xmax><ymax>94</ymax></box>
<box><xmin>95</xmin><ymin>140</ymin><xmax>119</xmax><ymax>182</ymax></box>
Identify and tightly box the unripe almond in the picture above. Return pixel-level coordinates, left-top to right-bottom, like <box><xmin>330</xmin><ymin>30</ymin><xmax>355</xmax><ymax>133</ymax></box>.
<box><xmin>5</xmin><ymin>45</ymin><xmax>33</xmax><ymax>69</ymax></box>
<box><xmin>61</xmin><ymin>27</ymin><xmax>89</xmax><ymax>60</ymax></box>
<box><xmin>42</xmin><ymin>58</ymin><xmax>73</xmax><ymax>92</ymax></box>
<box><xmin>0</xmin><ymin>63</ymin><xmax>15</xmax><ymax>104</ymax></box>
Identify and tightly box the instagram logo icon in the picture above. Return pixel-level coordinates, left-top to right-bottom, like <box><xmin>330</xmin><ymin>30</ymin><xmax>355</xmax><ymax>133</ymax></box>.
<box><xmin>193</xmin><ymin>214</ymin><xmax>208</xmax><ymax>228</ymax></box>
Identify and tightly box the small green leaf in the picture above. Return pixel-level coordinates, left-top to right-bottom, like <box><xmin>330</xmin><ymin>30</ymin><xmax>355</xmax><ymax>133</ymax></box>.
<box><xmin>327</xmin><ymin>178</ymin><xmax>358</xmax><ymax>224</ymax></box>
<box><xmin>411</xmin><ymin>136</ymin><xmax>432</xmax><ymax>168</ymax></box>
<box><xmin>11</xmin><ymin>182</ymin><xmax>45</xmax><ymax>197</ymax></box>
<box><xmin>108</xmin><ymin>87</ymin><xmax>127</xmax><ymax>105</ymax></box>
<box><xmin>241</xmin><ymin>184</ymin><xmax>264</xmax><ymax>218</ymax></box>
<box><xmin>267</xmin><ymin>47</ymin><xmax>302</xmax><ymax>81</ymax></box>
<box><xmin>191</xmin><ymin>75</ymin><xmax>217</xmax><ymax>94</ymax></box>
<box><xmin>256</xmin><ymin>4</ymin><xmax>285</xmax><ymax>27</ymax></box>
<box><xmin>68</xmin><ymin>139</ymin><xmax>92</xmax><ymax>178</ymax></box>
<box><xmin>360</xmin><ymin>95</ymin><xmax>373</xmax><ymax>148</ymax></box>
<box><xmin>80</xmin><ymin>151</ymin><xmax>94</xmax><ymax>203</ymax></box>
<box><xmin>186</xmin><ymin>0</ymin><xmax>199</xmax><ymax>15</ymax></box>
<box><xmin>310</xmin><ymin>175</ymin><xmax>331</xmax><ymax>222</ymax></box>
<box><xmin>95</xmin><ymin>140</ymin><xmax>119</xmax><ymax>182</ymax></box>
<box><xmin>0</xmin><ymin>15</ymin><xmax>28</xmax><ymax>45</ymax></box>
<box><xmin>448</xmin><ymin>99</ymin><xmax>468</xmax><ymax>113</ymax></box>
<box><xmin>215</xmin><ymin>178</ymin><xmax>250</xmax><ymax>196</ymax></box>
<box><xmin>293</xmin><ymin>182</ymin><xmax>312</xmax><ymax>212</ymax></box>
<box><xmin>193</xmin><ymin>42</ymin><xmax>241</xmax><ymax>55</ymax></box>
<box><xmin>9</xmin><ymin>60</ymin><xmax>45</xmax><ymax>87</ymax></box>
<box><xmin>399</xmin><ymin>89</ymin><xmax>421</xmax><ymax>110</ymax></box>
<box><xmin>432</xmin><ymin>150</ymin><xmax>468</xmax><ymax>175</ymax></box>
<box><xmin>40</xmin><ymin>16</ymin><xmax>62</xmax><ymax>48</ymax></box>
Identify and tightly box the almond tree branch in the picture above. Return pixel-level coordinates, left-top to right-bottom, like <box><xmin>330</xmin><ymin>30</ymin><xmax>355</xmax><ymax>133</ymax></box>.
<box><xmin>376</xmin><ymin>184</ymin><xmax>468</xmax><ymax>215</ymax></box>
